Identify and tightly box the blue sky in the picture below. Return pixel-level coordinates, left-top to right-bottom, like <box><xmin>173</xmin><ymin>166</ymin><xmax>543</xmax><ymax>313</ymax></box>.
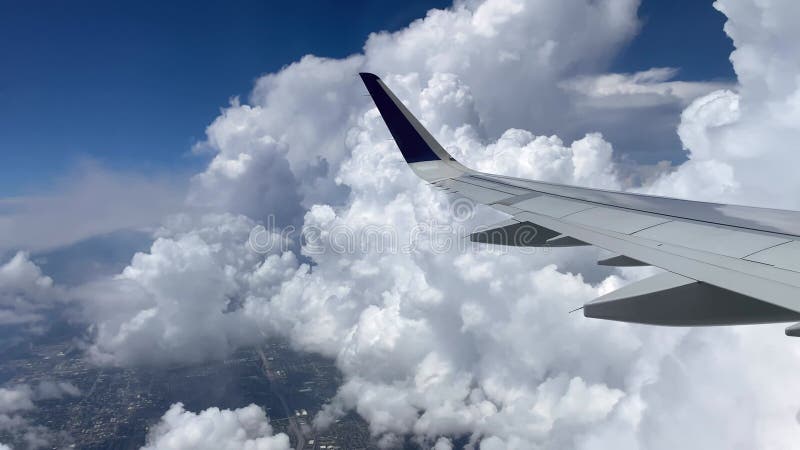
<box><xmin>0</xmin><ymin>0</ymin><xmax>732</xmax><ymax>195</ymax></box>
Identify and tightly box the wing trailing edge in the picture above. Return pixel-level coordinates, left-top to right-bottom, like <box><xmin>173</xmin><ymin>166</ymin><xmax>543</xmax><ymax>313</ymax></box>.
<box><xmin>584</xmin><ymin>272</ymin><xmax>800</xmax><ymax>326</ymax></box>
<box><xmin>468</xmin><ymin>220</ymin><xmax>590</xmax><ymax>247</ymax></box>
<box><xmin>597</xmin><ymin>255</ymin><xmax>649</xmax><ymax>267</ymax></box>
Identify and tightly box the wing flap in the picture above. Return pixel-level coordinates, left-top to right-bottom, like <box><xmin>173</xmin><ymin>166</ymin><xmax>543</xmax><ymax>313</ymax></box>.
<box><xmin>597</xmin><ymin>255</ymin><xmax>648</xmax><ymax>267</ymax></box>
<box><xmin>545</xmin><ymin>234</ymin><xmax>589</xmax><ymax>247</ymax></box>
<box><xmin>584</xmin><ymin>272</ymin><xmax>800</xmax><ymax>325</ymax></box>
<box><xmin>469</xmin><ymin>219</ymin><xmax>561</xmax><ymax>247</ymax></box>
<box><xmin>468</xmin><ymin>219</ymin><xmax>588</xmax><ymax>248</ymax></box>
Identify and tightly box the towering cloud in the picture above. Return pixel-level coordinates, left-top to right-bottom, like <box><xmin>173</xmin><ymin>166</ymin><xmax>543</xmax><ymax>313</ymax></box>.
<box><xmin>0</xmin><ymin>252</ymin><xmax>58</xmax><ymax>327</ymax></box>
<box><xmin>646</xmin><ymin>0</ymin><xmax>800</xmax><ymax>207</ymax></box>
<box><xmin>79</xmin><ymin>213</ymin><xmax>287</xmax><ymax>367</ymax></box>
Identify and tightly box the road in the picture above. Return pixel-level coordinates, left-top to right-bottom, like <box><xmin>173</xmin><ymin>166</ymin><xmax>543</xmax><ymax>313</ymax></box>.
<box><xmin>257</xmin><ymin>348</ymin><xmax>310</xmax><ymax>450</ymax></box>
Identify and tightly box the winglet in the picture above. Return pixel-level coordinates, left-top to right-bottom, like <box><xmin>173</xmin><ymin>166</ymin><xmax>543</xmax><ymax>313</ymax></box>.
<box><xmin>360</xmin><ymin>72</ymin><xmax>450</xmax><ymax>164</ymax></box>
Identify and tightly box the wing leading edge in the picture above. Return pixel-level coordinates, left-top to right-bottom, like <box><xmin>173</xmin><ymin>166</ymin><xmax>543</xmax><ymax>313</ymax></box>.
<box><xmin>359</xmin><ymin>72</ymin><xmax>800</xmax><ymax>335</ymax></box>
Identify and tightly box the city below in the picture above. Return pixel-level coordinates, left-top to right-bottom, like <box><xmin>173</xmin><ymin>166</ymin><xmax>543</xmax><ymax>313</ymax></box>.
<box><xmin>0</xmin><ymin>321</ymin><xmax>383</xmax><ymax>449</ymax></box>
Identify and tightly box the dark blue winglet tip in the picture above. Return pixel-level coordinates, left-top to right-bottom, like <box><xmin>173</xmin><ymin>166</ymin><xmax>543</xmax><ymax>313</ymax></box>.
<box><xmin>359</xmin><ymin>72</ymin><xmax>380</xmax><ymax>81</ymax></box>
<box><xmin>359</xmin><ymin>70</ymin><xmax>441</xmax><ymax>163</ymax></box>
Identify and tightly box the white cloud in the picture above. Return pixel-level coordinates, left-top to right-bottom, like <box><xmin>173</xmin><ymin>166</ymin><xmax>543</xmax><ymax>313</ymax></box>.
<box><xmin>467</xmin><ymin>130</ymin><xmax>620</xmax><ymax>189</ymax></box>
<box><xmin>644</xmin><ymin>0</ymin><xmax>800</xmax><ymax>208</ymax></box>
<box><xmin>0</xmin><ymin>251</ymin><xmax>59</xmax><ymax>327</ymax></box>
<box><xmin>561</xmin><ymin>68</ymin><xmax>731</xmax><ymax>108</ymax></box>
<box><xmin>141</xmin><ymin>403</ymin><xmax>290</xmax><ymax>450</ymax></box>
<box><xmin>188</xmin><ymin>116</ymin><xmax>304</xmax><ymax>224</ymax></box>
<box><xmin>79</xmin><ymin>213</ymin><xmax>292</xmax><ymax>367</ymax></box>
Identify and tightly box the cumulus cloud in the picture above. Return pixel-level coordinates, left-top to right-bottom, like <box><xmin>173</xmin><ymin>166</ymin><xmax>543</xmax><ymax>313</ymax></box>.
<box><xmin>79</xmin><ymin>213</ymin><xmax>292</xmax><ymax>367</ymax></box>
<box><xmin>141</xmin><ymin>403</ymin><xmax>290</xmax><ymax>450</ymax></box>
<box><xmin>188</xmin><ymin>109</ymin><xmax>304</xmax><ymax>225</ymax></box>
<box><xmin>467</xmin><ymin>130</ymin><xmax>620</xmax><ymax>189</ymax></box>
<box><xmin>60</xmin><ymin>0</ymin><xmax>800</xmax><ymax>448</ymax></box>
<box><xmin>0</xmin><ymin>251</ymin><xmax>58</xmax><ymax>327</ymax></box>
<box><xmin>645</xmin><ymin>0</ymin><xmax>800</xmax><ymax>207</ymax></box>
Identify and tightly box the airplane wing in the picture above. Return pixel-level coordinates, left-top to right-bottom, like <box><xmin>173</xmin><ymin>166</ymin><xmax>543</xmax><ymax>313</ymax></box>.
<box><xmin>360</xmin><ymin>72</ymin><xmax>800</xmax><ymax>336</ymax></box>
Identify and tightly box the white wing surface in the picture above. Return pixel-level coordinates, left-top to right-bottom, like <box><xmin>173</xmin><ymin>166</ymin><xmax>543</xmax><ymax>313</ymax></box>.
<box><xmin>360</xmin><ymin>72</ymin><xmax>800</xmax><ymax>335</ymax></box>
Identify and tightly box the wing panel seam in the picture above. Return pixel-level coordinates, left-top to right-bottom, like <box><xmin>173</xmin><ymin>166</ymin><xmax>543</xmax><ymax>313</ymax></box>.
<box><xmin>467</xmin><ymin>174</ymin><xmax>800</xmax><ymax>239</ymax></box>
